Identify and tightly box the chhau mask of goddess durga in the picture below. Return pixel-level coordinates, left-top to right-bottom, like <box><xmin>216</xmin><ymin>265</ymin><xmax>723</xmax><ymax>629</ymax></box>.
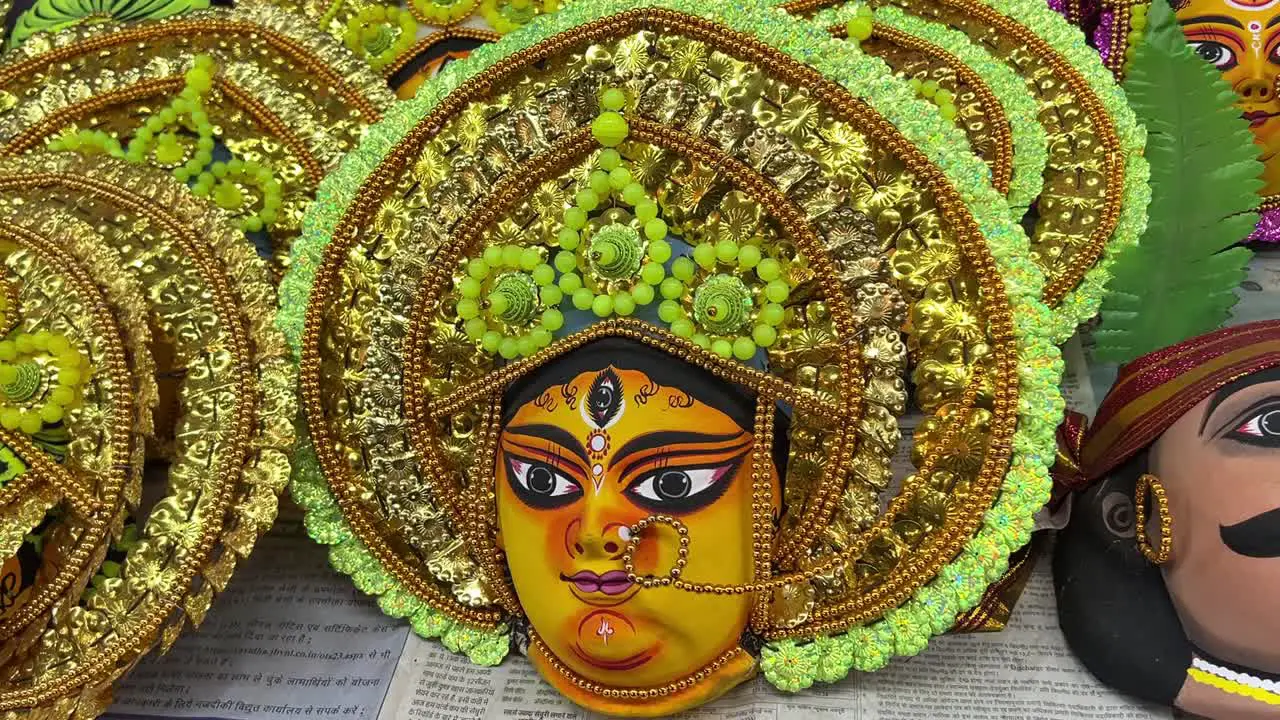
<box><xmin>282</xmin><ymin>0</ymin><xmax>1150</xmax><ymax>714</ymax></box>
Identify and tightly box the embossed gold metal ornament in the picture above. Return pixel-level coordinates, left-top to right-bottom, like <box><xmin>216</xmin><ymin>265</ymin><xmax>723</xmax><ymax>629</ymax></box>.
<box><xmin>0</xmin><ymin>152</ymin><xmax>294</xmax><ymax>718</ymax></box>
<box><xmin>280</xmin><ymin>0</ymin><xmax>1083</xmax><ymax>715</ymax></box>
<box><xmin>0</xmin><ymin>3</ymin><xmax>395</xmax><ymax>275</ymax></box>
<box><xmin>787</xmin><ymin>0</ymin><xmax>1150</xmax><ymax>341</ymax></box>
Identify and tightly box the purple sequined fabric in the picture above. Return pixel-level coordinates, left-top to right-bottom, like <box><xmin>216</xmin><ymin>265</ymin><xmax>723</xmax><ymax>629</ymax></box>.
<box><xmin>1249</xmin><ymin>208</ymin><xmax>1280</xmax><ymax>244</ymax></box>
<box><xmin>1093</xmin><ymin>10</ymin><xmax>1115</xmax><ymax>64</ymax></box>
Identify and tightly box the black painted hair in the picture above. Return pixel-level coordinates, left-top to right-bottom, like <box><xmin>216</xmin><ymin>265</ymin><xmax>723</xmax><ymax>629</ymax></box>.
<box><xmin>1053</xmin><ymin>449</ymin><xmax>1192</xmax><ymax>705</ymax></box>
<box><xmin>500</xmin><ymin>337</ymin><xmax>791</xmax><ymax>478</ymax></box>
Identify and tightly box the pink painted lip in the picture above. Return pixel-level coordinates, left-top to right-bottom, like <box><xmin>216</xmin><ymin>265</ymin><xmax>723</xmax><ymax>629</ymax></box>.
<box><xmin>1244</xmin><ymin>110</ymin><xmax>1277</xmax><ymax>128</ymax></box>
<box><xmin>562</xmin><ymin>570</ymin><xmax>632</xmax><ymax>596</ymax></box>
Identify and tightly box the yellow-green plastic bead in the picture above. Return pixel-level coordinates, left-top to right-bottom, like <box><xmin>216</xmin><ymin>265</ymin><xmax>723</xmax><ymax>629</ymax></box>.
<box><xmin>468</xmin><ymin>259</ymin><xmax>491</xmax><ymax>279</ymax></box>
<box><xmin>51</xmin><ymin>386</ymin><xmax>75</xmax><ymax>407</ymax></box>
<box><xmin>715</xmin><ymin>240</ymin><xmax>738</xmax><ymax>263</ymax></box>
<box><xmin>600</xmin><ymin>87</ymin><xmax>626</xmax><ymax>111</ymax></box>
<box><xmin>564</xmin><ymin>207</ymin><xmax>587</xmax><ymax>230</ymax></box>
<box><xmin>644</xmin><ymin>218</ymin><xmax>668</xmax><ymax>242</ymax></box>
<box><xmin>671</xmin><ymin>318</ymin><xmax>694</xmax><ymax>338</ymax></box>
<box><xmin>14</xmin><ymin>335</ymin><xmax>33</xmax><ymax>354</ymax></box>
<box><xmin>756</xmin><ymin>258</ymin><xmax>781</xmax><ymax>281</ymax></box>
<box><xmin>846</xmin><ymin>16</ymin><xmax>872</xmax><ymax>41</ymax></box>
<box><xmin>0</xmin><ymin>342</ymin><xmax>15</xmax><ymax>362</ymax></box>
<box><xmin>532</xmin><ymin>264</ymin><xmax>556</xmax><ymax>286</ymax></box>
<box><xmin>559</xmin><ymin>273</ymin><xmax>583</xmax><ymax>293</ymax></box>
<box><xmin>0</xmin><ymin>365</ymin><xmax>16</xmax><ymax>385</ymax></box>
<box><xmin>632</xmin><ymin>284</ymin><xmax>655</xmax><ymax>305</ymax></box>
<box><xmin>482</xmin><ymin>331</ymin><xmax>502</xmax><ymax>353</ymax></box>
<box><xmin>597</xmin><ymin>149</ymin><xmax>622</xmax><ymax>171</ymax></box>
<box><xmin>658</xmin><ymin>301</ymin><xmax>682</xmax><ymax>324</ymax></box>
<box><xmin>732</xmin><ymin>337</ymin><xmax>756</xmax><ymax>361</ymax></box>
<box><xmin>609</xmin><ymin>166</ymin><xmax>632</xmax><ymax>190</ymax></box>
<box><xmin>465</xmin><ymin>317</ymin><xmax>488</xmax><ymax>340</ymax></box>
<box><xmin>934</xmin><ymin>89</ymin><xmax>954</xmax><ymax>105</ymax></box>
<box><xmin>499</xmin><ymin>244</ymin><xmax>521</xmax><ymax>268</ymax></box>
<box><xmin>591</xmin><ymin>112</ymin><xmax>629</xmax><ymax>147</ymax></box>
<box><xmin>572</xmin><ymin>288</ymin><xmax>594</xmax><ymax>310</ymax></box>
<box><xmin>457</xmin><ymin>298</ymin><xmax>481</xmax><ymax>320</ymax></box>
<box><xmin>39</xmin><ymin>403</ymin><xmax>63</xmax><ymax>424</ymax></box>
<box><xmin>499</xmin><ymin>338</ymin><xmax>520</xmax><ymax>360</ymax></box>
<box><xmin>531</xmin><ymin>328</ymin><xmax>553</xmax><ymax>348</ymax></box>
<box><xmin>521</xmin><ymin>248</ymin><xmax>543</xmax><ymax>271</ymax></box>
<box><xmin>614</xmin><ymin>292</ymin><xmax>636</xmax><ymax>316</ymax></box>
<box><xmin>591</xmin><ymin>294</ymin><xmax>614</xmax><ymax>318</ymax></box>
<box><xmin>621</xmin><ymin>183</ymin><xmax>646</xmax><ymax>206</ymax></box>
<box><xmin>0</xmin><ymin>409</ymin><xmax>19</xmax><ymax>431</ymax></box>
<box><xmin>738</xmin><ymin>244</ymin><xmax>762</xmax><ymax>269</ymax></box>
<box><xmin>760</xmin><ymin>303</ymin><xmax>785</xmax><ymax>327</ymax></box>
<box><xmin>660</xmin><ymin>277</ymin><xmax>684</xmax><ymax>300</ymax></box>
<box><xmin>711</xmin><ymin>339</ymin><xmax>733</xmax><ymax>358</ymax></box>
<box><xmin>692</xmin><ymin>333</ymin><xmax>710</xmax><ymax>349</ymax></box>
<box><xmin>47</xmin><ymin>335</ymin><xmax>71</xmax><ymax>355</ymax></box>
<box><xmin>517</xmin><ymin>336</ymin><xmax>537</xmax><ymax>357</ymax></box>
<box><xmin>590</xmin><ymin>170</ymin><xmax>612</xmax><ymax>196</ymax></box>
<box><xmin>18</xmin><ymin>412</ymin><xmax>40</xmax><ymax>435</ymax></box>
<box><xmin>672</xmin><ymin>257</ymin><xmax>696</xmax><ymax>282</ymax></box>
<box><xmin>555</xmin><ymin>251</ymin><xmax>578</xmax><ymax>273</ymax></box>
<box><xmin>765</xmin><ymin>280</ymin><xmax>790</xmax><ymax>303</ymax></box>
<box><xmin>542</xmin><ymin>308</ymin><xmax>565</xmax><ymax>331</ymax></box>
<box><xmin>920</xmin><ymin>80</ymin><xmax>939</xmax><ymax>98</ymax></box>
<box><xmin>752</xmin><ymin>324</ymin><xmax>777</xmax><ymax>347</ymax></box>
<box><xmin>576</xmin><ymin>189</ymin><xmax>600</xmax><ymax>212</ymax></box>
<box><xmin>641</xmin><ymin>262</ymin><xmax>665</xmax><ymax>286</ymax></box>
<box><xmin>58</xmin><ymin>367</ymin><xmax>81</xmax><ymax>387</ymax></box>
<box><xmin>636</xmin><ymin>200</ymin><xmax>659</xmax><ymax>223</ymax></box>
<box><xmin>939</xmin><ymin>103</ymin><xmax>957</xmax><ymax>121</ymax></box>
<box><xmin>541</xmin><ymin>285</ymin><xmax>563</xmax><ymax>306</ymax></box>
<box><xmin>558</xmin><ymin>227</ymin><xmax>580</xmax><ymax>250</ymax></box>
<box><xmin>647</xmin><ymin>239</ymin><xmax>672</xmax><ymax>264</ymax></box>
<box><xmin>693</xmin><ymin>243</ymin><xmax>717</xmax><ymax>269</ymax></box>
<box><xmin>459</xmin><ymin>277</ymin><xmax>482</xmax><ymax>299</ymax></box>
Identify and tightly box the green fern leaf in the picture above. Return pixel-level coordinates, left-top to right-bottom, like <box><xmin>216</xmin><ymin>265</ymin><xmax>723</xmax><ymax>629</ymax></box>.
<box><xmin>1093</xmin><ymin>0</ymin><xmax>1261</xmax><ymax>365</ymax></box>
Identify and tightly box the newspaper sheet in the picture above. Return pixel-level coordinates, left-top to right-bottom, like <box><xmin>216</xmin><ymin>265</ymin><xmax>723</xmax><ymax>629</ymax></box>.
<box><xmin>105</xmin><ymin>514</ymin><xmax>409</xmax><ymax>720</ymax></box>
<box><xmin>375</xmin><ymin>564</ymin><xmax>1166</xmax><ymax>720</ymax></box>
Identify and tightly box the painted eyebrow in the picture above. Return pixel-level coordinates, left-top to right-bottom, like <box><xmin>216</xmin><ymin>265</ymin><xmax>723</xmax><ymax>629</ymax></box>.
<box><xmin>1179</xmin><ymin>14</ymin><xmax>1245</xmax><ymax>28</ymax></box>
<box><xmin>610</xmin><ymin>431</ymin><xmax>747</xmax><ymax>470</ymax></box>
<box><xmin>504</xmin><ymin>424</ymin><xmax>589</xmax><ymax>464</ymax></box>
<box><xmin>1270</xmin><ymin>14</ymin><xmax>1280</xmax><ymax>28</ymax></box>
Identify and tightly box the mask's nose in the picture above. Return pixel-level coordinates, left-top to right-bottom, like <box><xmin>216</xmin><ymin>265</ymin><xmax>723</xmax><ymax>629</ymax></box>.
<box><xmin>566</xmin><ymin>518</ymin><xmax>631</xmax><ymax>560</ymax></box>
<box><xmin>1237</xmin><ymin>76</ymin><xmax>1274</xmax><ymax>103</ymax></box>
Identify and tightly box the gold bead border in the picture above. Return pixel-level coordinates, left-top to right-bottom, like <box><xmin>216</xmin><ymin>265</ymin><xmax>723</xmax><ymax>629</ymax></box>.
<box><xmin>297</xmin><ymin>8</ymin><xmax>1021</xmax><ymax>641</ymax></box>
<box><xmin>830</xmin><ymin>22</ymin><xmax>1014</xmax><ymax>197</ymax></box>
<box><xmin>0</xmin><ymin>162</ymin><xmax>270</xmax><ymax>711</ymax></box>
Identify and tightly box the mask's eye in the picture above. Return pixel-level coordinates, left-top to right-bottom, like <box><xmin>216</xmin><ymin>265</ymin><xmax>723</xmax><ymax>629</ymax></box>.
<box><xmin>506</xmin><ymin>456</ymin><xmax>582</xmax><ymax>509</ymax></box>
<box><xmin>1226</xmin><ymin>405</ymin><xmax>1280</xmax><ymax>448</ymax></box>
<box><xmin>625</xmin><ymin>462</ymin><xmax>739</xmax><ymax>514</ymax></box>
<box><xmin>1190</xmin><ymin>41</ymin><xmax>1237</xmax><ymax>70</ymax></box>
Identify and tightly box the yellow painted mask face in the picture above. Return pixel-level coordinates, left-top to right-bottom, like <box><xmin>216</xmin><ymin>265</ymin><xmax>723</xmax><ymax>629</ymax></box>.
<box><xmin>496</xmin><ymin>361</ymin><xmax>776</xmax><ymax>714</ymax></box>
<box><xmin>1178</xmin><ymin>0</ymin><xmax>1280</xmax><ymax>194</ymax></box>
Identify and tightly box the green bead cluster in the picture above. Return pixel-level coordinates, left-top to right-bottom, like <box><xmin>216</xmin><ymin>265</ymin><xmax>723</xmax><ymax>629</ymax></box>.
<box><xmin>906</xmin><ymin>77</ymin><xmax>958</xmax><ymax>124</ymax></box>
<box><xmin>0</xmin><ymin>331</ymin><xmax>87</xmax><ymax>435</ymax></box>
<box><xmin>658</xmin><ymin>241</ymin><xmax>795</xmax><ymax>361</ymax></box>
<box><xmin>191</xmin><ymin>158</ymin><xmax>284</xmax><ymax>233</ymax></box>
<box><xmin>343</xmin><ymin>4</ymin><xmax>418</xmax><ymax>71</ymax></box>
<box><xmin>49</xmin><ymin>55</ymin><xmax>218</xmax><ymax>181</ymax></box>
<box><xmin>1122</xmin><ymin>4</ymin><xmax>1149</xmax><ymax>73</ymax></box>
<box><xmin>455</xmin><ymin>244</ymin><xmax>562</xmax><ymax>360</ymax></box>
<box><xmin>844</xmin><ymin>5</ymin><xmax>873</xmax><ymax>41</ymax></box>
<box><xmin>553</xmin><ymin>88</ymin><xmax>672</xmax><ymax>320</ymax></box>
<box><xmin>412</xmin><ymin>0</ymin><xmax>480</xmax><ymax>25</ymax></box>
<box><xmin>480</xmin><ymin>0</ymin><xmax>557</xmax><ymax>33</ymax></box>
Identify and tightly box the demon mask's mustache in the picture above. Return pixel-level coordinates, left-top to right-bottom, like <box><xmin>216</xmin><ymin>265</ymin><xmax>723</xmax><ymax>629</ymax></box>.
<box><xmin>1220</xmin><ymin>506</ymin><xmax>1280</xmax><ymax>558</ymax></box>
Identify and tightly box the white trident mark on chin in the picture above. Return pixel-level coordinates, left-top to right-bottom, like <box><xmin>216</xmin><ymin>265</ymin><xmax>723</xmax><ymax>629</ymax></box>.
<box><xmin>596</xmin><ymin>617</ymin><xmax>615</xmax><ymax>645</ymax></box>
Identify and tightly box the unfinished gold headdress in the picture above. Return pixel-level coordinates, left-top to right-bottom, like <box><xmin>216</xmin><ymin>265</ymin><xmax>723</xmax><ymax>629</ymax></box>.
<box><xmin>783</xmin><ymin>0</ymin><xmax>1150</xmax><ymax>341</ymax></box>
<box><xmin>0</xmin><ymin>3</ymin><xmax>395</xmax><ymax>274</ymax></box>
<box><xmin>279</xmin><ymin>0</ymin><xmax>1085</xmax><ymax>714</ymax></box>
<box><xmin>0</xmin><ymin>152</ymin><xmax>294</xmax><ymax>717</ymax></box>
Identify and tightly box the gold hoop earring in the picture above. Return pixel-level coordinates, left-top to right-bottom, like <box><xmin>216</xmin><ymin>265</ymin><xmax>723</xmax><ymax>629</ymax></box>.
<box><xmin>1134</xmin><ymin>473</ymin><xmax>1173</xmax><ymax>565</ymax></box>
